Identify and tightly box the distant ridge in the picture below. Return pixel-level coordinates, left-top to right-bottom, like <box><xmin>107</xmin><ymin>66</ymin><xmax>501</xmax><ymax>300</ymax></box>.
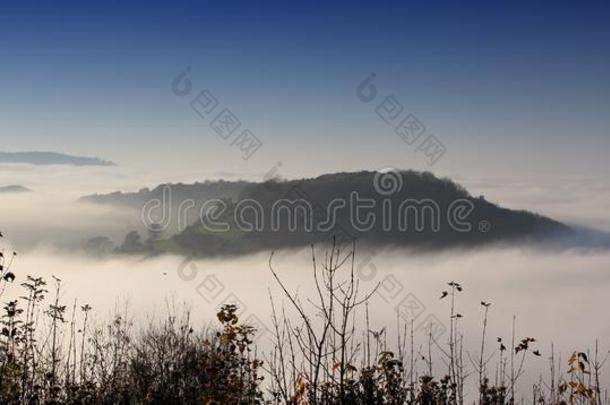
<box><xmin>85</xmin><ymin>170</ymin><xmax>582</xmax><ymax>256</ymax></box>
<box><xmin>0</xmin><ymin>151</ymin><xmax>115</xmax><ymax>166</ymax></box>
<box><xmin>80</xmin><ymin>180</ymin><xmax>248</xmax><ymax>207</ymax></box>
<box><xmin>0</xmin><ymin>185</ymin><xmax>31</xmax><ymax>193</ymax></box>
<box><xmin>165</xmin><ymin>170</ymin><xmax>575</xmax><ymax>255</ymax></box>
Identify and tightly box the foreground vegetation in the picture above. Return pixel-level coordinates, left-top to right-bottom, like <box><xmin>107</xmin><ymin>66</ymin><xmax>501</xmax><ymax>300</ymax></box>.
<box><xmin>0</xmin><ymin>237</ymin><xmax>607</xmax><ymax>404</ymax></box>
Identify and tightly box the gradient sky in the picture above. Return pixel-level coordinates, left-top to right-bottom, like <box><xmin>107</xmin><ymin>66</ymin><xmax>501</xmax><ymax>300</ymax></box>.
<box><xmin>1</xmin><ymin>1</ymin><xmax>608</xmax><ymax>180</ymax></box>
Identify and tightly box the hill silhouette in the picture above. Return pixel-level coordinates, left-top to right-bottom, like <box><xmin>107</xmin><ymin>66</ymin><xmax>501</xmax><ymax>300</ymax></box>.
<box><xmin>152</xmin><ymin>170</ymin><xmax>575</xmax><ymax>256</ymax></box>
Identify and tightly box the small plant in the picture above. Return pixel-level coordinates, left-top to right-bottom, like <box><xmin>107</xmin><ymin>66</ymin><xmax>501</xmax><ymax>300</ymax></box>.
<box><xmin>557</xmin><ymin>351</ymin><xmax>600</xmax><ymax>405</ymax></box>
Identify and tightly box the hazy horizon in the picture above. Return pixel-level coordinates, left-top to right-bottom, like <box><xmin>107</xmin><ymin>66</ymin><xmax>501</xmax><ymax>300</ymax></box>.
<box><xmin>1</xmin><ymin>1</ymin><xmax>609</xmax><ymax>403</ymax></box>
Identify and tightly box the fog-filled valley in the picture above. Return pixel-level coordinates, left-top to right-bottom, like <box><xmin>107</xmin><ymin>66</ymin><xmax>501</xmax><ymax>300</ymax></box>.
<box><xmin>4</xmin><ymin>2</ymin><xmax>610</xmax><ymax>403</ymax></box>
<box><xmin>0</xmin><ymin>164</ymin><xmax>608</xmax><ymax>399</ymax></box>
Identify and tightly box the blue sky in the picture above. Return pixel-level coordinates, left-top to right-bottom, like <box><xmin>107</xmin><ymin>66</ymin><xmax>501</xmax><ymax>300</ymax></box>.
<box><xmin>1</xmin><ymin>1</ymin><xmax>608</xmax><ymax>178</ymax></box>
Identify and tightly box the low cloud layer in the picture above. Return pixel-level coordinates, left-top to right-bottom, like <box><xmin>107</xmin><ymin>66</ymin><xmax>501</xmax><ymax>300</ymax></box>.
<box><xmin>0</xmin><ymin>164</ymin><xmax>608</xmax><ymax>399</ymax></box>
<box><xmin>2</xmin><ymin>245</ymin><xmax>608</xmax><ymax>399</ymax></box>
